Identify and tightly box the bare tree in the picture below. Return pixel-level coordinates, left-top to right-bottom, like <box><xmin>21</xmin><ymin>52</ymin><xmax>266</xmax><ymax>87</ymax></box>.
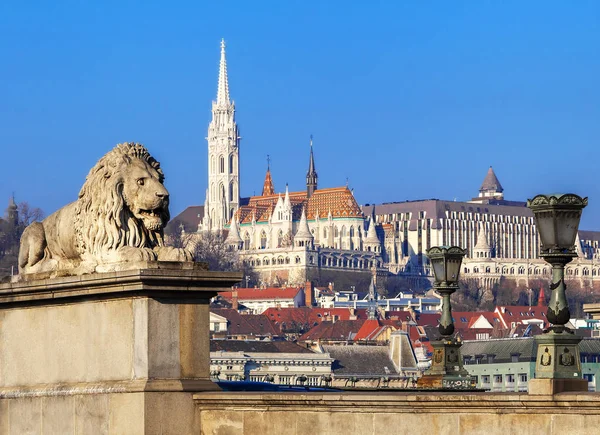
<box><xmin>165</xmin><ymin>226</ymin><xmax>258</xmax><ymax>287</ymax></box>
<box><xmin>18</xmin><ymin>202</ymin><xmax>44</xmax><ymax>226</ymax></box>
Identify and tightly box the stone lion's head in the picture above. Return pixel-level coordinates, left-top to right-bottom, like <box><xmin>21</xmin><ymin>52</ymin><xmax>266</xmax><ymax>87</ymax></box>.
<box><xmin>75</xmin><ymin>142</ymin><xmax>171</xmax><ymax>256</ymax></box>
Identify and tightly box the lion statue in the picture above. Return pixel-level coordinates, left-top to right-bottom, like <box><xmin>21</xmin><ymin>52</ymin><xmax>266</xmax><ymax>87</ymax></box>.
<box><xmin>19</xmin><ymin>142</ymin><xmax>194</xmax><ymax>275</ymax></box>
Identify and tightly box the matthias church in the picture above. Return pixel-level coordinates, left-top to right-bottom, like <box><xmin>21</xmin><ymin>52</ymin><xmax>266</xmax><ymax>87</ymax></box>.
<box><xmin>173</xmin><ymin>40</ymin><xmax>600</xmax><ymax>289</ymax></box>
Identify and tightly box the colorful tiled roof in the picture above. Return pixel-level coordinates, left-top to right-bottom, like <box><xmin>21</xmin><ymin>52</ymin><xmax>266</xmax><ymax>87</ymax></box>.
<box><xmin>262</xmin><ymin>169</ymin><xmax>275</xmax><ymax>196</ymax></box>
<box><xmin>234</xmin><ymin>186</ymin><xmax>363</xmax><ymax>224</ymax></box>
<box><xmin>298</xmin><ymin>320</ymin><xmax>366</xmax><ymax>342</ymax></box>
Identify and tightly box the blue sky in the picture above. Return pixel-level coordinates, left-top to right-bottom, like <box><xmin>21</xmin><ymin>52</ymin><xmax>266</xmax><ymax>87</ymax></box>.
<box><xmin>1</xmin><ymin>1</ymin><xmax>599</xmax><ymax>229</ymax></box>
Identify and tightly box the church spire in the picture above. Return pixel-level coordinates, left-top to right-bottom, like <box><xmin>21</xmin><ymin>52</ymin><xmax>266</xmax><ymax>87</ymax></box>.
<box><xmin>262</xmin><ymin>156</ymin><xmax>275</xmax><ymax>196</ymax></box>
<box><xmin>216</xmin><ymin>38</ymin><xmax>230</xmax><ymax>106</ymax></box>
<box><xmin>306</xmin><ymin>135</ymin><xmax>318</xmax><ymax>198</ymax></box>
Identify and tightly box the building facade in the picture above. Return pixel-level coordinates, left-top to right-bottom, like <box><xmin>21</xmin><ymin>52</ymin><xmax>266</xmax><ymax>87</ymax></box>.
<box><xmin>363</xmin><ymin>167</ymin><xmax>600</xmax><ymax>288</ymax></box>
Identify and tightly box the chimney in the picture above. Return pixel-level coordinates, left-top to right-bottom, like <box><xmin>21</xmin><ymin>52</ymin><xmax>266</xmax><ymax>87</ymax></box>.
<box><xmin>304</xmin><ymin>281</ymin><xmax>314</xmax><ymax>307</ymax></box>
<box><xmin>232</xmin><ymin>291</ymin><xmax>239</xmax><ymax>311</ymax></box>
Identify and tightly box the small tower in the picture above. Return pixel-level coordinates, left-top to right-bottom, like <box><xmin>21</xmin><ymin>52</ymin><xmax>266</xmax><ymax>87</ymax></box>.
<box><xmin>306</xmin><ymin>136</ymin><xmax>318</xmax><ymax>198</ymax></box>
<box><xmin>367</xmin><ymin>274</ymin><xmax>379</xmax><ymax>320</ymax></box>
<box><xmin>294</xmin><ymin>207</ymin><xmax>314</xmax><ymax>249</ymax></box>
<box><xmin>472</xmin><ymin>166</ymin><xmax>504</xmax><ymax>202</ymax></box>
<box><xmin>473</xmin><ymin>225</ymin><xmax>493</xmax><ymax>259</ymax></box>
<box><xmin>6</xmin><ymin>195</ymin><xmax>18</xmax><ymax>226</ymax></box>
<box><xmin>225</xmin><ymin>219</ymin><xmax>243</xmax><ymax>250</ymax></box>
<box><xmin>364</xmin><ymin>209</ymin><xmax>381</xmax><ymax>253</ymax></box>
<box><xmin>262</xmin><ymin>157</ymin><xmax>275</xmax><ymax>196</ymax></box>
<box><xmin>538</xmin><ymin>287</ymin><xmax>546</xmax><ymax>307</ymax></box>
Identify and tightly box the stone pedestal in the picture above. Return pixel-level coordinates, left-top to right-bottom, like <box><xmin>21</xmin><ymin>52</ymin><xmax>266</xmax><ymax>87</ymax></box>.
<box><xmin>0</xmin><ymin>262</ymin><xmax>242</xmax><ymax>434</ymax></box>
<box><xmin>529</xmin><ymin>330</ymin><xmax>587</xmax><ymax>395</ymax></box>
<box><xmin>417</xmin><ymin>339</ymin><xmax>474</xmax><ymax>390</ymax></box>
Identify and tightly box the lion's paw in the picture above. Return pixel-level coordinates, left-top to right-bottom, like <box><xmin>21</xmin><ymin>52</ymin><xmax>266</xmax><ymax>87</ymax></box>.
<box><xmin>116</xmin><ymin>246</ymin><xmax>158</xmax><ymax>262</ymax></box>
<box><xmin>154</xmin><ymin>246</ymin><xmax>195</xmax><ymax>262</ymax></box>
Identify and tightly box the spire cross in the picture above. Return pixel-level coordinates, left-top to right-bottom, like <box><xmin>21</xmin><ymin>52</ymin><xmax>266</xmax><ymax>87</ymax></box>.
<box><xmin>310</xmin><ymin>134</ymin><xmax>313</xmax><ymax>146</ymax></box>
<box><xmin>267</xmin><ymin>154</ymin><xmax>270</xmax><ymax>170</ymax></box>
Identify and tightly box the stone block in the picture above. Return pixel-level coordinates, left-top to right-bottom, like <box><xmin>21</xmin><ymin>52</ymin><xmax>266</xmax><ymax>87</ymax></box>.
<box><xmin>199</xmin><ymin>410</ymin><xmax>243</xmax><ymax>435</ymax></box>
<box><xmin>528</xmin><ymin>378</ymin><xmax>588</xmax><ymax>395</ymax></box>
<box><xmin>145</xmin><ymin>392</ymin><xmax>198</xmax><ymax>435</ymax></box>
<box><xmin>328</xmin><ymin>411</ymin><xmax>373</xmax><ymax>435</ymax></box>
<box><xmin>374</xmin><ymin>412</ymin><xmax>459</xmax><ymax>435</ymax></box>
<box><xmin>75</xmin><ymin>394</ymin><xmax>109</xmax><ymax>435</ymax></box>
<box><xmin>42</xmin><ymin>396</ymin><xmax>75</xmax><ymax>434</ymax></box>
<box><xmin>9</xmin><ymin>397</ymin><xmax>41</xmax><ymax>435</ymax></box>
<box><xmin>296</xmin><ymin>411</ymin><xmax>330</xmax><ymax>435</ymax></box>
<box><xmin>243</xmin><ymin>411</ymin><xmax>297</xmax><ymax>434</ymax></box>
<box><xmin>0</xmin><ymin>400</ymin><xmax>8</xmax><ymax>435</ymax></box>
<box><xmin>109</xmin><ymin>393</ymin><xmax>144</xmax><ymax>435</ymax></box>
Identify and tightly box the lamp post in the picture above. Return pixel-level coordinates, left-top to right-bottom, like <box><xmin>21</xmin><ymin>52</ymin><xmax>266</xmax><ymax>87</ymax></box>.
<box><xmin>527</xmin><ymin>193</ymin><xmax>588</xmax><ymax>394</ymax></box>
<box><xmin>418</xmin><ymin>246</ymin><xmax>473</xmax><ymax>389</ymax></box>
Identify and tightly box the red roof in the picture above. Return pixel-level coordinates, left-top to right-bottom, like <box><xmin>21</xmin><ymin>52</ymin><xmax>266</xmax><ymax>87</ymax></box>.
<box><xmin>263</xmin><ymin>307</ymin><xmax>367</xmax><ymax>326</ymax></box>
<box><xmin>494</xmin><ymin>306</ymin><xmax>547</xmax><ymax>328</ymax></box>
<box><xmin>211</xmin><ymin>309</ymin><xmax>280</xmax><ymax>337</ymax></box>
<box><xmin>298</xmin><ymin>320</ymin><xmax>366</xmax><ymax>342</ymax></box>
<box><xmin>220</xmin><ymin>287</ymin><xmax>303</xmax><ymax>301</ymax></box>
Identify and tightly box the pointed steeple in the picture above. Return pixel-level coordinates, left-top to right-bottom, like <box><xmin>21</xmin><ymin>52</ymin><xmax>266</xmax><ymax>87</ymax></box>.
<box><xmin>479</xmin><ymin>166</ymin><xmax>503</xmax><ymax>196</ymax></box>
<box><xmin>364</xmin><ymin>209</ymin><xmax>381</xmax><ymax>253</ymax></box>
<box><xmin>283</xmin><ymin>184</ymin><xmax>291</xmax><ymax>209</ymax></box>
<box><xmin>262</xmin><ymin>157</ymin><xmax>275</xmax><ymax>196</ymax></box>
<box><xmin>295</xmin><ymin>207</ymin><xmax>313</xmax><ymax>241</ymax></box>
<box><xmin>216</xmin><ymin>38</ymin><xmax>230</xmax><ymax>106</ymax></box>
<box><xmin>225</xmin><ymin>219</ymin><xmax>243</xmax><ymax>248</ymax></box>
<box><xmin>473</xmin><ymin>225</ymin><xmax>492</xmax><ymax>259</ymax></box>
<box><xmin>367</xmin><ymin>274</ymin><xmax>378</xmax><ymax>320</ymax></box>
<box><xmin>538</xmin><ymin>287</ymin><xmax>546</xmax><ymax>306</ymax></box>
<box><xmin>306</xmin><ymin>135</ymin><xmax>318</xmax><ymax>198</ymax></box>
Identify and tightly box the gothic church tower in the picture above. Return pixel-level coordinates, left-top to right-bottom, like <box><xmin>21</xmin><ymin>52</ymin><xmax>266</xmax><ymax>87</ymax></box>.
<box><xmin>203</xmin><ymin>39</ymin><xmax>240</xmax><ymax>231</ymax></box>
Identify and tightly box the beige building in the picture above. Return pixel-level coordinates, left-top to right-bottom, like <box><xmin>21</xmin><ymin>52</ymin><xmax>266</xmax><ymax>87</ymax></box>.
<box><xmin>363</xmin><ymin>167</ymin><xmax>600</xmax><ymax>288</ymax></box>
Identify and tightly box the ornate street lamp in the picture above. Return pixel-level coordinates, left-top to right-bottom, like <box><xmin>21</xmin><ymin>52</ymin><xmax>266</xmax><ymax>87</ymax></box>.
<box><xmin>527</xmin><ymin>193</ymin><xmax>588</xmax><ymax>392</ymax></box>
<box><xmin>418</xmin><ymin>246</ymin><xmax>473</xmax><ymax>390</ymax></box>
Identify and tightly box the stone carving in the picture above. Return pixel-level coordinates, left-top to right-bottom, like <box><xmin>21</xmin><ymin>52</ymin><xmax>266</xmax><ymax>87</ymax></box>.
<box><xmin>559</xmin><ymin>348</ymin><xmax>575</xmax><ymax>366</ymax></box>
<box><xmin>540</xmin><ymin>347</ymin><xmax>552</xmax><ymax>366</ymax></box>
<box><xmin>18</xmin><ymin>143</ymin><xmax>193</xmax><ymax>276</ymax></box>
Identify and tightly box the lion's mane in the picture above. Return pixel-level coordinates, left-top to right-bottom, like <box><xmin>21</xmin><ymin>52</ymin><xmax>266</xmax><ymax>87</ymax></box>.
<box><xmin>74</xmin><ymin>143</ymin><xmax>170</xmax><ymax>258</ymax></box>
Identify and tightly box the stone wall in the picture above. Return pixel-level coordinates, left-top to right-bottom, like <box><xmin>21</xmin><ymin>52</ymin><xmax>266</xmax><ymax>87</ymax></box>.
<box><xmin>195</xmin><ymin>391</ymin><xmax>600</xmax><ymax>435</ymax></box>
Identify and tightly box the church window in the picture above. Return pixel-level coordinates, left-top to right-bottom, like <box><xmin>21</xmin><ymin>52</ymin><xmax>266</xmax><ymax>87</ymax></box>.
<box><xmin>243</xmin><ymin>232</ymin><xmax>250</xmax><ymax>250</ymax></box>
<box><xmin>341</xmin><ymin>226</ymin><xmax>347</xmax><ymax>237</ymax></box>
<box><xmin>334</xmin><ymin>227</ymin><xmax>339</xmax><ymax>238</ymax></box>
<box><xmin>277</xmin><ymin>230</ymin><xmax>283</xmax><ymax>247</ymax></box>
<box><xmin>263</xmin><ymin>257</ymin><xmax>270</xmax><ymax>265</ymax></box>
<box><xmin>323</xmin><ymin>228</ymin><xmax>328</xmax><ymax>239</ymax></box>
<box><xmin>260</xmin><ymin>231</ymin><xmax>267</xmax><ymax>249</ymax></box>
<box><xmin>349</xmin><ymin>226</ymin><xmax>354</xmax><ymax>237</ymax></box>
<box><xmin>229</xmin><ymin>155</ymin><xmax>234</xmax><ymax>174</ymax></box>
<box><xmin>219</xmin><ymin>156</ymin><xmax>225</xmax><ymax>173</ymax></box>
<box><xmin>285</xmin><ymin>257</ymin><xmax>290</xmax><ymax>264</ymax></box>
<box><xmin>229</xmin><ymin>183</ymin><xmax>234</xmax><ymax>202</ymax></box>
<box><xmin>210</xmin><ymin>156</ymin><xmax>215</xmax><ymax>174</ymax></box>
<box><xmin>485</xmin><ymin>267</ymin><xmax>491</xmax><ymax>273</ymax></box>
<box><xmin>295</xmin><ymin>256</ymin><xmax>301</xmax><ymax>264</ymax></box>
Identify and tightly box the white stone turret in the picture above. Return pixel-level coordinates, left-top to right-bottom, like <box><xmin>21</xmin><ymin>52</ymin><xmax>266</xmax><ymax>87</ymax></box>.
<box><xmin>203</xmin><ymin>39</ymin><xmax>240</xmax><ymax>231</ymax></box>
<box><xmin>295</xmin><ymin>208</ymin><xmax>314</xmax><ymax>249</ymax></box>
<box><xmin>225</xmin><ymin>219</ymin><xmax>243</xmax><ymax>250</ymax></box>
<box><xmin>364</xmin><ymin>209</ymin><xmax>381</xmax><ymax>253</ymax></box>
<box><xmin>473</xmin><ymin>225</ymin><xmax>492</xmax><ymax>259</ymax></box>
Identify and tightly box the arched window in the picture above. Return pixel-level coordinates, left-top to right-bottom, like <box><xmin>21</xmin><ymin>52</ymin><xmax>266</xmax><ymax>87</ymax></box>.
<box><xmin>341</xmin><ymin>226</ymin><xmax>347</xmax><ymax>237</ymax></box>
<box><xmin>334</xmin><ymin>227</ymin><xmax>339</xmax><ymax>238</ymax></box>
<box><xmin>277</xmin><ymin>230</ymin><xmax>283</xmax><ymax>248</ymax></box>
<box><xmin>285</xmin><ymin>257</ymin><xmax>290</xmax><ymax>264</ymax></box>
<box><xmin>229</xmin><ymin>183</ymin><xmax>234</xmax><ymax>202</ymax></box>
<box><xmin>485</xmin><ymin>267</ymin><xmax>491</xmax><ymax>273</ymax></box>
<box><xmin>323</xmin><ymin>228</ymin><xmax>328</xmax><ymax>239</ymax></box>
<box><xmin>295</xmin><ymin>256</ymin><xmax>301</xmax><ymax>264</ymax></box>
<box><xmin>219</xmin><ymin>155</ymin><xmax>225</xmax><ymax>173</ymax></box>
<box><xmin>229</xmin><ymin>155</ymin><xmax>234</xmax><ymax>174</ymax></box>
<box><xmin>210</xmin><ymin>156</ymin><xmax>215</xmax><ymax>174</ymax></box>
<box><xmin>244</xmin><ymin>232</ymin><xmax>250</xmax><ymax>250</ymax></box>
<box><xmin>263</xmin><ymin>257</ymin><xmax>270</xmax><ymax>265</ymax></box>
<box><xmin>260</xmin><ymin>231</ymin><xmax>267</xmax><ymax>249</ymax></box>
